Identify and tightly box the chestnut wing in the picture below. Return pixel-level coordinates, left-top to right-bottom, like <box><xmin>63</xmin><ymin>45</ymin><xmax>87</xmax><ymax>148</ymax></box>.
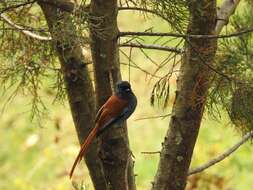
<box><xmin>96</xmin><ymin>95</ymin><xmax>128</xmax><ymax>134</ymax></box>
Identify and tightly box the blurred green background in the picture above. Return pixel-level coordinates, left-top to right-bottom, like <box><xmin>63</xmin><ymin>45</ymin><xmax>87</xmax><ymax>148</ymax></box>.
<box><xmin>1</xmin><ymin>3</ymin><xmax>253</xmax><ymax>190</ymax></box>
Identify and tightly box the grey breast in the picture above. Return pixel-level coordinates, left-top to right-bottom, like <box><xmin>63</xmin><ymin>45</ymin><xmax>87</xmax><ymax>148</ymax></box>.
<box><xmin>126</xmin><ymin>93</ymin><xmax>137</xmax><ymax>117</ymax></box>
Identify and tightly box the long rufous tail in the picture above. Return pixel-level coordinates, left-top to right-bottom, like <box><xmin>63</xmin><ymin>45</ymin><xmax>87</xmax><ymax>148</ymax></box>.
<box><xmin>69</xmin><ymin>125</ymin><xmax>99</xmax><ymax>178</ymax></box>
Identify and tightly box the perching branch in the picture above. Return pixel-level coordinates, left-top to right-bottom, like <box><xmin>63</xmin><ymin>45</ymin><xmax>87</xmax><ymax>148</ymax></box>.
<box><xmin>188</xmin><ymin>130</ymin><xmax>253</xmax><ymax>176</ymax></box>
<box><xmin>0</xmin><ymin>14</ymin><xmax>52</xmax><ymax>41</ymax></box>
<box><xmin>119</xmin><ymin>28</ymin><xmax>253</xmax><ymax>39</ymax></box>
<box><xmin>120</xmin><ymin>42</ymin><xmax>184</xmax><ymax>53</ymax></box>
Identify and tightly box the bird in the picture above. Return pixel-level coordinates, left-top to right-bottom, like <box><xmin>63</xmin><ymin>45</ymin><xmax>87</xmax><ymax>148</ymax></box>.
<box><xmin>69</xmin><ymin>81</ymin><xmax>137</xmax><ymax>178</ymax></box>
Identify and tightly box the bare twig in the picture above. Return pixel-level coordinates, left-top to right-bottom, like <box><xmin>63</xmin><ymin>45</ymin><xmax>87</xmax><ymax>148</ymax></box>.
<box><xmin>0</xmin><ymin>14</ymin><xmax>52</xmax><ymax>41</ymax></box>
<box><xmin>120</xmin><ymin>62</ymin><xmax>160</xmax><ymax>78</ymax></box>
<box><xmin>119</xmin><ymin>49</ymin><xmax>162</xmax><ymax>78</ymax></box>
<box><xmin>141</xmin><ymin>151</ymin><xmax>161</xmax><ymax>154</ymax></box>
<box><xmin>119</xmin><ymin>28</ymin><xmax>253</xmax><ymax>39</ymax></box>
<box><xmin>138</xmin><ymin>43</ymin><xmax>159</xmax><ymax>67</ymax></box>
<box><xmin>150</xmin><ymin>39</ymin><xmax>183</xmax><ymax>80</ymax></box>
<box><xmin>120</xmin><ymin>42</ymin><xmax>184</xmax><ymax>53</ymax></box>
<box><xmin>135</xmin><ymin>113</ymin><xmax>171</xmax><ymax>121</ymax></box>
<box><xmin>188</xmin><ymin>130</ymin><xmax>253</xmax><ymax>176</ymax></box>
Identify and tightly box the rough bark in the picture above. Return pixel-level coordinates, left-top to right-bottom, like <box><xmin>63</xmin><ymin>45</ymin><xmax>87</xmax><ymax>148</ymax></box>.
<box><xmin>39</xmin><ymin>0</ymin><xmax>75</xmax><ymax>12</ymax></box>
<box><xmin>38</xmin><ymin>2</ymin><xmax>108</xmax><ymax>189</ymax></box>
<box><xmin>151</xmin><ymin>1</ymin><xmax>217</xmax><ymax>190</ymax></box>
<box><xmin>89</xmin><ymin>0</ymin><xmax>136</xmax><ymax>189</ymax></box>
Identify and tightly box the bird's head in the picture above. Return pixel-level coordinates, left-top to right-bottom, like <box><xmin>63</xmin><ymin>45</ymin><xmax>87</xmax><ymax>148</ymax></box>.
<box><xmin>116</xmin><ymin>81</ymin><xmax>133</xmax><ymax>95</ymax></box>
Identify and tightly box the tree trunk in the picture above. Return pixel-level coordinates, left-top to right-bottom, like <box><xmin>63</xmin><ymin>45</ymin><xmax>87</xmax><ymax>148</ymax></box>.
<box><xmin>89</xmin><ymin>0</ymin><xmax>136</xmax><ymax>189</ymax></box>
<box><xmin>152</xmin><ymin>1</ymin><xmax>217</xmax><ymax>190</ymax></box>
<box><xmin>38</xmin><ymin>2</ymin><xmax>108</xmax><ymax>189</ymax></box>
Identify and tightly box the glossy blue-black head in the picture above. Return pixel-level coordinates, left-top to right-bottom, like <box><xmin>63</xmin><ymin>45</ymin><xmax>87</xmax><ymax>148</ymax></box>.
<box><xmin>116</xmin><ymin>81</ymin><xmax>132</xmax><ymax>94</ymax></box>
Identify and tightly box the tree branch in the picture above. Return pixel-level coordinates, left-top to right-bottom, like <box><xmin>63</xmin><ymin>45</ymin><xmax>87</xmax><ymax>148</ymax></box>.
<box><xmin>119</xmin><ymin>28</ymin><xmax>253</xmax><ymax>39</ymax></box>
<box><xmin>120</xmin><ymin>42</ymin><xmax>184</xmax><ymax>53</ymax></box>
<box><xmin>188</xmin><ymin>130</ymin><xmax>253</xmax><ymax>176</ymax></box>
<box><xmin>141</xmin><ymin>151</ymin><xmax>161</xmax><ymax>154</ymax></box>
<box><xmin>216</xmin><ymin>0</ymin><xmax>241</xmax><ymax>33</ymax></box>
<box><xmin>0</xmin><ymin>13</ymin><xmax>52</xmax><ymax>41</ymax></box>
<box><xmin>135</xmin><ymin>113</ymin><xmax>172</xmax><ymax>121</ymax></box>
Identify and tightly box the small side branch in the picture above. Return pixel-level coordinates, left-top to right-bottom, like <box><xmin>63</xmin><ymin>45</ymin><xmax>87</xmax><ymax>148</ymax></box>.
<box><xmin>120</xmin><ymin>42</ymin><xmax>184</xmax><ymax>53</ymax></box>
<box><xmin>119</xmin><ymin>28</ymin><xmax>253</xmax><ymax>39</ymax></box>
<box><xmin>135</xmin><ymin>113</ymin><xmax>172</xmax><ymax>121</ymax></box>
<box><xmin>141</xmin><ymin>151</ymin><xmax>161</xmax><ymax>154</ymax></box>
<box><xmin>188</xmin><ymin>130</ymin><xmax>253</xmax><ymax>176</ymax></box>
<box><xmin>0</xmin><ymin>14</ymin><xmax>52</xmax><ymax>41</ymax></box>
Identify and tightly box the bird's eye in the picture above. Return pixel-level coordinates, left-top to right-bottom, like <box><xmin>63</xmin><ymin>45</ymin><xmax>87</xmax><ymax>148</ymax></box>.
<box><xmin>124</xmin><ymin>88</ymin><xmax>130</xmax><ymax>92</ymax></box>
